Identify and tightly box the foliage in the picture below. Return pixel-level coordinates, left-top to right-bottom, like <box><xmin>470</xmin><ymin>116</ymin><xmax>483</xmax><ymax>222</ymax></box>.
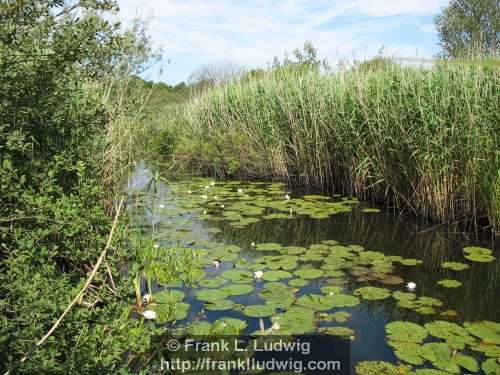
<box><xmin>434</xmin><ymin>0</ymin><xmax>499</xmax><ymax>58</ymax></box>
<box><xmin>0</xmin><ymin>0</ymin><xmax>157</xmax><ymax>372</ymax></box>
<box><xmin>167</xmin><ymin>62</ymin><xmax>500</xmax><ymax>231</ymax></box>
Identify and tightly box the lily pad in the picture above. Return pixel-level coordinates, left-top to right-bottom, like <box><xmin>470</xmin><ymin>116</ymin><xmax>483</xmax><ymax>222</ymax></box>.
<box><xmin>243</xmin><ymin>304</ymin><xmax>276</xmax><ymax>317</ymax></box>
<box><xmin>441</xmin><ymin>262</ymin><xmax>470</xmax><ymax>271</ymax></box>
<box><xmin>386</xmin><ymin>321</ymin><xmax>428</xmax><ymax>343</ymax></box>
<box><xmin>330</xmin><ymin>294</ymin><xmax>360</xmax><ymax>308</ymax></box>
<box><xmin>318</xmin><ymin>326</ymin><xmax>355</xmax><ymax>339</ymax></box>
<box><xmin>463</xmin><ymin>246</ymin><xmax>495</xmax><ymax>262</ymax></box>
<box><xmin>437</xmin><ymin>279</ymin><xmax>462</xmax><ymax>288</ymax></box>
<box><xmin>198</xmin><ymin>277</ymin><xmax>227</xmax><ymax>288</ymax></box>
<box><xmin>354</xmin><ymin>287</ymin><xmax>391</xmax><ymax>300</ymax></box>
<box><xmin>464</xmin><ymin>321</ymin><xmax>500</xmax><ymax>345</ymax></box>
<box><xmin>288</xmin><ymin>278</ymin><xmax>308</xmax><ymax>287</ymax></box>
<box><xmin>262</xmin><ymin>270</ymin><xmax>293</xmax><ymax>281</ymax></box>
<box><xmin>482</xmin><ymin>358</ymin><xmax>500</xmax><ymax>374</ymax></box>
<box><xmin>221</xmin><ymin>283</ymin><xmax>254</xmax><ymax>296</ymax></box>
<box><xmin>204</xmin><ymin>299</ymin><xmax>235</xmax><ymax>311</ymax></box>
<box><xmin>355</xmin><ymin>361</ymin><xmax>412</xmax><ymax>375</ymax></box>
<box><xmin>294</xmin><ymin>268</ymin><xmax>325</xmax><ymax>279</ymax></box>
<box><xmin>425</xmin><ymin>321</ymin><xmax>476</xmax><ymax>347</ymax></box>
<box><xmin>195</xmin><ymin>289</ymin><xmax>230</xmax><ymax>302</ymax></box>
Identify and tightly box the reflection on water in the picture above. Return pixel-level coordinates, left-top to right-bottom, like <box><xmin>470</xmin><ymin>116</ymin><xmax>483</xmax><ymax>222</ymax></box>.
<box><xmin>127</xmin><ymin>163</ymin><xmax>499</xmax><ymax>371</ymax></box>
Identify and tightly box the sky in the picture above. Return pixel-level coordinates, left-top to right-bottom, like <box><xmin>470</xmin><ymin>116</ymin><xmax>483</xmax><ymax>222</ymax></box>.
<box><xmin>116</xmin><ymin>0</ymin><xmax>449</xmax><ymax>85</ymax></box>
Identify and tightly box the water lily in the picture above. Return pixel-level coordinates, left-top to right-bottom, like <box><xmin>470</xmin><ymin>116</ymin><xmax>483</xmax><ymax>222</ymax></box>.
<box><xmin>406</xmin><ymin>282</ymin><xmax>417</xmax><ymax>292</ymax></box>
<box><xmin>187</xmin><ymin>190</ymin><xmax>192</xmax><ymax>194</ymax></box>
<box><xmin>237</xmin><ymin>188</ymin><xmax>243</xmax><ymax>193</ymax></box>
<box><xmin>271</xmin><ymin>323</ymin><xmax>280</xmax><ymax>331</ymax></box>
<box><xmin>203</xmin><ymin>210</ymin><xmax>207</xmax><ymax>215</ymax></box>
<box><xmin>201</xmin><ymin>195</ymin><xmax>208</xmax><ymax>199</ymax></box>
<box><xmin>142</xmin><ymin>310</ymin><xmax>157</xmax><ymax>320</ymax></box>
<box><xmin>285</xmin><ymin>194</ymin><xmax>290</xmax><ymax>200</ymax></box>
<box><xmin>210</xmin><ymin>181</ymin><xmax>216</xmax><ymax>186</ymax></box>
<box><xmin>204</xmin><ymin>185</ymin><xmax>209</xmax><ymax>190</ymax></box>
<box><xmin>254</xmin><ymin>270</ymin><xmax>264</xmax><ymax>279</ymax></box>
<box><xmin>153</xmin><ymin>243</ymin><xmax>159</xmax><ymax>249</ymax></box>
<box><xmin>251</xmin><ymin>242</ymin><xmax>255</xmax><ymax>247</ymax></box>
<box><xmin>214</xmin><ymin>196</ymin><xmax>218</xmax><ymax>200</ymax></box>
<box><xmin>213</xmin><ymin>260</ymin><xmax>220</xmax><ymax>268</ymax></box>
<box><xmin>220</xmin><ymin>204</ymin><xmax>225</xmax><ymax>209</ymax></box>
<box><xmin>158</xmin><ymin>204</ymin><xmax>165</xmax><ymax>209</ymax></box>
<box><xmin>142</xmin><ymin>293</ymin><xmax>153</xmax><ymax>304</ymax></box>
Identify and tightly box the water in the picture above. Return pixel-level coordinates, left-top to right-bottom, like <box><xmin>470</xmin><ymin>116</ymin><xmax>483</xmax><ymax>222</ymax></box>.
<box><xmin>127</xmin><ymin>164</ymin><xmax>499</xmax><ymax>373</ymax></box>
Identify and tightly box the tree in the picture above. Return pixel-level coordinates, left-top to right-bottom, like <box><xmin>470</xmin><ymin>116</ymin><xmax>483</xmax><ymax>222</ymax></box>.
<box><xmin>434</xmin><ymin>0</ymin><xmax>499</xmax><ymax>58</ymax></box>
<box><xmin>271</xmin><ymin>40</ymin><xmax>330</xmax><ymax>71</ymax></box>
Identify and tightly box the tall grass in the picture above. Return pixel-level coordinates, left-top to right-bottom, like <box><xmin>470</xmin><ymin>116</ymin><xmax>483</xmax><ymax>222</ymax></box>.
<box><xmin>170</xmin><ymin>62</ymin><xmax>499</xmax><ymax>231</ymax></box>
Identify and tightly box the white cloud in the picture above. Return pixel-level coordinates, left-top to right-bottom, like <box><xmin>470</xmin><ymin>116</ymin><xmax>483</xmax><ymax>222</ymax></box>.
<box><xmin>116</xmin><ymin>0</ymin><xmax>446</xmax><ymax>82</ymax></box>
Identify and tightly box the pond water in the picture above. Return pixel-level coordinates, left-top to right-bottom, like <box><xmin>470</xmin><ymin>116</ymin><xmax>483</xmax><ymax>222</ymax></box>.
<box><xmin>127</xmin><ymin>164</ymin><xmax>499</xmax><ymax>374</ymax></box>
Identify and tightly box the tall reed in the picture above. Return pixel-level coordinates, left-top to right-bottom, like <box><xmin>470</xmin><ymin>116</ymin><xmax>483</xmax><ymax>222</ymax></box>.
<box><xmin>171</xmin><ymin>62</ymin><xmax>499</xmax><ymax>231</ymax></box>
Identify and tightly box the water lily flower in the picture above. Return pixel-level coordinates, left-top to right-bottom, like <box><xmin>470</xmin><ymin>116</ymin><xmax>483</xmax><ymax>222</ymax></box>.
<box><xmin>271</xmin><ymin>323</ymin><xmax>280</xmax><ymax>331</ymax></box>
<box><xmin>210</xmin><ymin>181</ymin><xmax>216</xmax><ymax>186</ymax></box>
<box><xmin>204</xmin><ymin>185</ymin><xmax>209</xmax><ymax>190</ymax></box>
<box><xmin>214</xmin><ymin>196</ymin><xmax>218</xmax><ymax>200</ymax></box>
<box><xmin>237</xmin><ymin>188</ymin><xmax>243</xmax><ymax>193</ymax></box>
<box><xmin>285</xmin><ymin>194</ymin><xmax>290</xmax><ymax>200</ymax></box>
<box><xmin>153</xmin><ymin>243</ymin><xmax>159</xmax><ymax>249</ymax></box>
<box><xmin>187</xmin><ymin>190</ymin><xmax>192</xmax><ymax>194</ymax></box>
<box><xmin>213</xmin><ymin>260</ymin><xmax>220</xmax><ymax>268</ymax></box>
<box><xmin>142</xmin><ymin>310</ymin><xmax>157</xmax><ymax>320</ymax></box>
<box><xmin>220</xmin><ymin>204</ymin><xmax>225</xmax><ymax>209</ymax></box>
<box><xmin>142</xmin><ymin>293</ymin><xmax>153</xmax><ymax>304</ymax></box>
<box><xmin>203</xmin><ymin>210</ymin><xmax>207</xmax><ymax>215</ymax></box>
<box><xmin>254</xmin><ymin>270</ymin><xmax>264</xmax><ymax>279</ymax></box>
<box><xmin>251</xmin><ymin>242</ymin><xmax>255</xmax><ymax>247</ymax></box>
<box><xmin>201</xmin><ymin>195</ymin><xmax>208</xmax><ymax>199</ymax></box>
<box><xmin>158</xmin><ymin>204</ymin><xmax>165</xmax><ymax>209</ymax></box>
<box><xmin>406</xmin><ymin>282</ymin><xmax>417</xmax><ymax>292</ymax></box>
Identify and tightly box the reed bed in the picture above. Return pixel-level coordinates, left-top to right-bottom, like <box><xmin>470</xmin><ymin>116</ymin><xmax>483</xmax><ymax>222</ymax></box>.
<box><xmin>168</xmin><ymin>63</ymin><xmax>499</xmax><ymax>231</ymax></box>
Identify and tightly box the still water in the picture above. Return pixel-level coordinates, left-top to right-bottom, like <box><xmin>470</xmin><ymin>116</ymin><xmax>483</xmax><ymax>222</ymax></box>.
<box><xmin>127</xmin><ymin>164</ymin><xmax>499</xmax><ymax>374</ymax></box>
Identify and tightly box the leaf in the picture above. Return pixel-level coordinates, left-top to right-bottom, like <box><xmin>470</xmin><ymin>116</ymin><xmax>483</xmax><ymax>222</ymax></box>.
<box><xmin>437</xmin><ymin>279</ymin><xmax>462</xmax><ymax>288</ymax></box>
<box><xmin>354</xmin><ymin>287</ymin><xmax>391</xmax><ymax>300</ymax></box>
<box><xmin>195</xmin><ymin>289</ymin><xmax>230</xmax><ymax>302</ymax></box>
<box><xmin>386</xmin><ymin>321</ymin><xmax>428</xmax><ymax>343</ymax></box>
<box><xmin>441</xmin><ymin>262</ymin><xmax>470</xmax><ymax>271</ymax></box>
<box><xmin>204</xmin><ymin>299</ymin><xmax>235</xmax><ymax>311</ymax></box>
<box><xmin>293</xmin><ymin>268</ymin><xmax>325</xmax><ymax>279</ymax></box>
<box><xmin>242</xmin><ymin>304</ymin><xmax>276</xmax><ymax>317</ymax></box>
<box><xmin>221</xmin><ymin>283</ymin><xmax>254</xmax><ymax>296</ymax></box>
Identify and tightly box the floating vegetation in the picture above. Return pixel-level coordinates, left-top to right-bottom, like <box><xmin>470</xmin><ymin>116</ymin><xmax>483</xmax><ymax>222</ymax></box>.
<box><xmin>441</xmin><ymin>261</ymin><xmax>470</xmax><ymax>271</ymax></box>
<box><xmin>128</xmin><ymin>176</ymin><xmax>499</xmax><ymax>374</ymax></box>
<box><xmin>437</xmin><ymin>279</ymin><xmax>462</xmax><ymax>288</ymax></box>
<box><xmin>463</xmin><ymin>246</ymin><xmax>496</xmax><ymax>262</ymax></box>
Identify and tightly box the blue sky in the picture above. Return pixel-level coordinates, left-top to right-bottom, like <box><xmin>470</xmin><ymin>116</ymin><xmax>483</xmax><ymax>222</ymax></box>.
<box><xmin>117</xmin><ymin>0</ymin><xmax>448</xmax><ymax>85</ymax></box>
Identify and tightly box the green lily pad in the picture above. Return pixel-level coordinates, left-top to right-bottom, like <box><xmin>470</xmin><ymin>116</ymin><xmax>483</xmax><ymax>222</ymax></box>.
<box><xmin>437</xmin><ymin>279</ymin><xmax>462</xmax><ymax>288</ymax></box>
<box><xmin>464</xmin><ymin>321</ymin><xmax>500</xmax><ymax>345</ymax></box>
<box><xmin>320</xmin><ymin>286</ymin><xmax>343</xmax><ymax>295</ymax></box>
<box><xmin>355</xmin><ymin>361</ymin><xmax>412</xmax><ymax>375</ymax></box>
<box><xmin>271</xmin><ymin>307</ymin><xmax>316</xmax><ymax>334</ymax></box>
<box><xmin>296</xmin><ymin>294</ymin><xmax>336</xmax><ymax>311</ymax></box>
<box><xmin>242</xmin><ymin>304</ymin><xmax>276</xmax><ymax>317</ymax></box>
<box><xmin>294</xmin><ymin>268</ymin><xmax>325</xmax><ymax>279</ymax></box>
<box><xmin>318</xmin><ymin>326</ymin><xmax>355</xmax><ymax>339</ymax></box>
<box><xmin>212</xmin><ymin>317</ymin><xmax>247</xmax><ymax>335</ymax></box>
<box><xmin>207</xmin><ymin>227</ymin><xmax>222</xmax><ymax>234</ymax></box>
<box><xmin>454</xmin><ymin>354</ymin><xmax>479</xmax><ymax>373</ymax></box>
<box><xmin>482</xmin><ymin>358</ymin><xmax>500</xmax><ymax>374</ymax></box>
<box><xmin>463</xmin><ymin>246</ymin><xmax>495</xmax><ymax>262</ymax></box>
<box><xmin>198</xmin><ymin>277</ymin><xmax>227</xmax><ymax>288</ymax></box>
<box><xmin>255</xmin><ymin>243</ymin><xmax>282</xmax><ymax>251</ymax></box>
<box><xmin>330</xmin><ymin>294</ymin><xmax>360</xmax><ymax>308</ymax></box>
<box><xmin>354</xmin><ymin>287</ymin><xmax>391</xmax><ymax>300</ymax></box>
<box><xmin>262</xmin><ymin>270</ymin><xmax>293</xmax><ymax>281</ymax></box>
<box><xmin>441</xmin><ymin>262</ymin><xmax>470</xmax><ymax>271</ymax></box>
<box><xmin>399</xmin><ymin>258</ymin><xmax>423</xmax><ymax>266</ymax></box>
<box><xmin>154</xmin><ymin>289</ymin><xmax>185</xmax><ymax>304</ymax></box>
<box><xmin>204</xmin><ymin>299</ymin><xmax>235</xmax><ymax>311</ymax></box>
<box><xmin>221</xmin><ymin>269</ymin><xmax>253</xmax><ymax>282</ymax></box>
<box><xmin>195</xmin><ymin>289</ymin><xmax>230</xmax><ymax>302</ymax></box>
<box><xmin>425</xmin><ymin>321</ymin><xmax>476</xmax><ymax>347</ymax></box>
<box><xmin>288</xmin><ymin>278</ymin><xmax>308</xmax><ymax>287</ymax></box>
<box><xmin>386</xmin><ymin>321</ymin><xmax>428</xmax><ymax>343</ymax></box>
<box><xmin>221</xmin><ymin>283</ymin><xmax>254</xmax><ymax>296</ymax></box>
<box><xmin>392</xmin><ymin>291</ymin><xmax>416</xmax><ymax>301</ymax></box>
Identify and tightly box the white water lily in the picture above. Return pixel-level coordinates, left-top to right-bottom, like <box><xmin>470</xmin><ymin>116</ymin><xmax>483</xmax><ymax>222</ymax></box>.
<box><xmin>203</xmin><ymin>210</ymin><xmax>207</xmax><ymax>215</ymax></box>
<box><xmin>220</xmin><ymin>204</ymin><xmax>225</xmax><ymax>209</ymax></box>
<box><xmin>237</xmin><ymin>188</ymin><xmax>243</xmax><ymax>193</ymax></box>
<box><xmin>213</xmin><ymin>260</ymin><xmax>220</xmax><ymax>268</ymax></box>
<box><xmin>158</xmin><ymin>204</ymin><xmax>165</xmax><ymax>209</ymax></box>
<box><xmin>254</xmin><ymin>270</ymin><xmax>264</xmax><ymax>279</ymax></box>
<box><xmin>210</xmin><ymin>181</ymin><xmax>216</xmax><ymax>186</ymax></box>
<box><xmin>271</xmin><ymin>323</ymin><xmax>280</xmax><ymax>331</ymax></box>
<box><xmin>204</xmin><ymin>185</ymin><xmax>209</xmax><ymax>190</ymax></box>
<box><xmin>201</xmin><ymin>195</ymin><xmax>208</xmax><ymax>199</ymax></box>
<box><xmin>406</xmin><ymin>282</ymin><xmax>417</xmax><ymax>292</ymax></box>
<box><xmin>285</xmin><ymin>194</ymin><xmax>290</xmax><ymax>200</ymax></box>
<box><xmin>153</xmin><ymin>243</ymin><xmax>159</xmax><ymax>249</ymax></box>
<box><xmin>142</xmin><ymin>293</ymin><xmax>153</xmax><ymax>304</ymax></box>
<box><xmin>142</xmin><ymin>310</ymin><xmax>157</xmax><ymax>320</ymax></box>
<box><xmin>251</xmin><ymin>242</ymin><xmax>255</xmax><ymax>247</ymax></box>
<box><xmin>187</xmin><ymin>190</ymin><xmax>192</xmax><ymax>194</ymax></box>
<box><xmin>214</xmin><ymin>196</ymin><xmax>218</xmax><ymax>200</ymax></box>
